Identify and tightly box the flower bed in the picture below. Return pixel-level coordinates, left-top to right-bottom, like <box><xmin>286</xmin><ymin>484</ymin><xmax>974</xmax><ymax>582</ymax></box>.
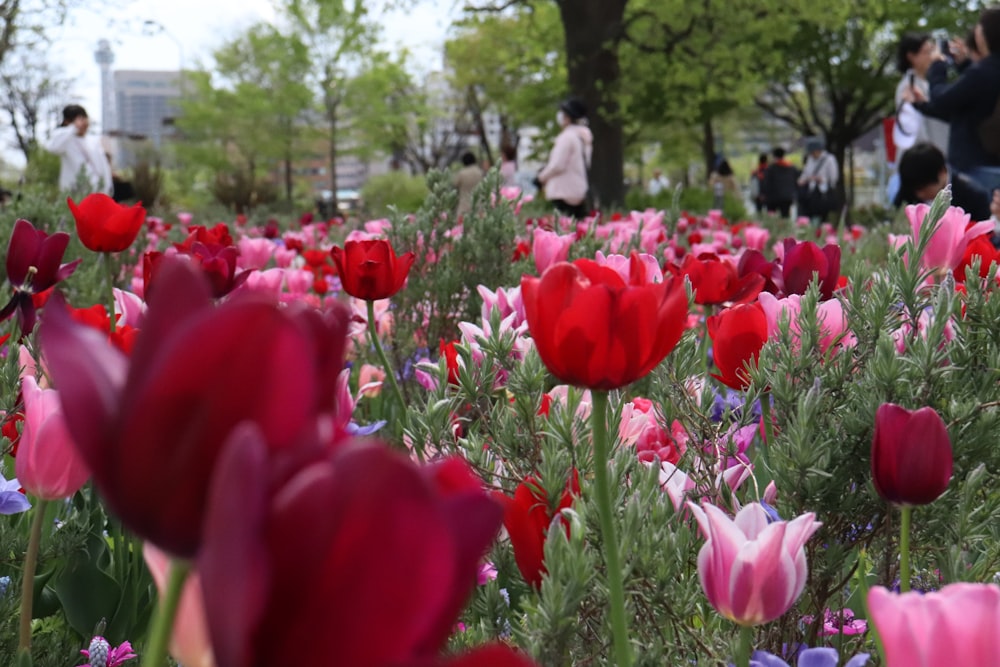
<box><xmin>1</xmin><ymin>172</ymin><xmax>1000</xmax><ymax>667</ymax></box>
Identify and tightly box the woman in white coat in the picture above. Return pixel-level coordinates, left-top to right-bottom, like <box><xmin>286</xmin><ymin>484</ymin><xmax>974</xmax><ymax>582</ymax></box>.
<box><xmin>45</xmin><ymin>105</ymin><xmax>113</xmax><ymax>195</ymax></box>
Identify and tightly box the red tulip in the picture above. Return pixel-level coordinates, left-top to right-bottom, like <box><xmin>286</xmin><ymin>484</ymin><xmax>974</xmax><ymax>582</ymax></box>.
<box><xmin>39</xmin><ymin>258</ymin><xmax>349</xmax><ymax>557</ymax></box>
<box><xmin>67</xmin><ymin>193</ymin><xmax>146</xmax><ymax>253</ymax></box>
<box><xmin>954</xmin><ymin>233</ymin><xmax>999</xmax><ymax>282</ymax></box>
<box><xmin>497</xmin><ymin>472</ymin><xmax>580</xmax><ymax>589</ymax></box>
<box><xmin>331</xmin><ymin>239</ymin><xmax>415</xmax><ymax>301</ymax></box>
<box><xmin>521</xmin><ymin>257</ymin><xmax>688</xmax><ymax>390</ymax></box>
<box><xmin>440</xmin><ymin>339</ymin><xmax>461</xmax><ymax>385</ymax></box>
<box><xmin>708</xmin><ymin>303</ymin><xmax>769</xmax><ymax>390</ymax></box>
<box><xmin>200</xmin><ymin>429</ymin><xmax>506</xmax><ymax>667</ymax></box>
<box><xmin>871</xmin><ymin>403</ymin><xmax>953</xmax><ymax>506</ymax></box>
<box><xmin>670</xmin><ymin>253</ymin><xmax>764</xmax><ymax>305</ymax></box>
<box><xmin>177</xmin><ymin>224</ymin><xmax>233</xmax><ymax>249</ymax></box>
<box><xmin>68</xmin><ymin>304</ymin><xmax>138</xmax><ymax>355</ymax></box>
<box><xmin>737</xmin><ymin>249</ymin><xmax>780</xmax><ymax>294</ymax></box>
<box><xmin>781</xmin><ymin>239</ymin><xmax>841</xmax><ymax>300</ymax></box>
<box><xmin>0</xmin><ymin>219</ymin><xmax>81</xmax><ymax>337</ymax></box>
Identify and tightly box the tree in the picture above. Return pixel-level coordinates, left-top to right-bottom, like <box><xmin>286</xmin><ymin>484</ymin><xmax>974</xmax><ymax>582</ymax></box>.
<box><xmin>281</xmin><ymin>0</ymin><xmax>377</xmax><ymax>197</ymax></box>
<box><xmin>446</xmin><ymin>7</ymin><xmax>565</xmax><ymax>162</ymax></box>
<box><xmin>0</xmin><ymin>47</ymin><xmax>70</xmax><ymax>162</ymax></box>
<box><xmin>176</xmin><ymin>24</ymin><xmax>313</xmax><ymax>210</ymax></box>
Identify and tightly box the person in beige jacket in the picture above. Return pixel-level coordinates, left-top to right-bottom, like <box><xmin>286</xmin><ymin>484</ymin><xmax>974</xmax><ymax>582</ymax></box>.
<box><xmin>453</xmin><ymin>152</ymin><xmax>484</xmax><ymax>218</ymax></box>
<box><xmin>538</xmin><ymin>98</ymin><xmax>593</xmax><ymax>218</ymax></box>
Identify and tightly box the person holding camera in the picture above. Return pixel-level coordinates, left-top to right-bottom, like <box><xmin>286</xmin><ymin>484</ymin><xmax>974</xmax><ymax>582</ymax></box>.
<box><xmin>894</xmin><ymin>33</ymin><xmax>950</xmax><ymax>157</ymax></box>
<box><xmin>906</xmin><ymin>7</ymin><xmax>1000</xmax><ymax>193</ymax></box>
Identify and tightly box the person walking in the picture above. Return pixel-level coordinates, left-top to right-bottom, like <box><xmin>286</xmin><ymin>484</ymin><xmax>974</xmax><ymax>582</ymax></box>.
<box><xmin>762</xmin><ymin>147</ymin><xmax>798</xmax><ymax>218</ymax></box>
<box><xmin>537</xmin><ymin>98</ymin><xmax>593</xmax><ymax>219</ymax></box>
<box><xmin>453</xmin><ymin>152</ymin><xmax>485</xmax><ymax>218</ymax></box>
<box><xmin>797</xmin><ymin>137</ymin><xmax>839</xmax><ymax>222</ymax></box>
<box><xmin>749</xmin><ymin>153</ymin><xmax>768</xmax><ymax>213</ymax></box>
<box><xmin>45</xmin><ymin>105</ymin><xmax>113</xmax><ymax>195</ymax></box>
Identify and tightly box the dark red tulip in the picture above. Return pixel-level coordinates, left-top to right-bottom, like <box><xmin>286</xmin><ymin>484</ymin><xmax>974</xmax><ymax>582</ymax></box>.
<box><xmin>0</xmin><ymin>219</ymin><xmax>81</xmax><ymax>337</ymax></box>
<box><xmin>521</xmin><ymin>257</ymin><xmax>688</xmax><ymax>390</ymax></box>
<box><xmin>737</xmin><ymin>249</ymin><xmax>780</xmax><ymax>294</ymax></box>
<box><xmin>708</xmin><ymin>303</ymin><xmax>769</xmax><ymax>390</ymax></box>
<box><xmin>781</xmin><ymin>239</ymin><xmax>841</xmax><ymax>300</ymax></box>
<box><xmin>331</xmin><ymin>240</ymin><xmax>415</xmax><ymax>301</ymax></box>
<box><xmin>39</xmin><ymin>258</ymin><xmax>349</xmax><ymax>557</ymax></box>
<box><xmin>496</xmin><ymin>472</ymin><xmax>580</xmax><ymax>589</ymax></box>
<box><xmin>670</xmin><ymin>253</ymin><xmax>764</xmax><ymax>305</ymax></box>
<box><xmin>200</xmin><ymin>430</ymin><xmax>505</xmax><ymax>667</ymax></box>
<box><xmin>871</xmin><ymin>403</ymin><xmax>953</xmax><ymax>506</ymax></box>
<box><xmin>67</xmin><ymin>194</ymin><xmax>146</xmax><ymax>253</ymax></box>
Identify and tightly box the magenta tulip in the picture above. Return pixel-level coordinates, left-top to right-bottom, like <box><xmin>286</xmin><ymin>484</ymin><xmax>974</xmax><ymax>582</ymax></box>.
<box><xmin>199</xmin><ymin>427</ymin><xmax>509</xmax><ymax>667</ymax></box>
<box><xmin>14</xmin><ymin>376</ymin><xmax>90</xmax><ymax>500</ymax></box>
<box><xmin>780</xmin><ymin>239</ymin><xmax>840</xmax><ymax>300</ymax></box>
<box><xmin>871</xmin><ymin>403</ymin><xmax>952</xmax><ymax>506</ymax></box>
<box><xmin>39</xmin><ymin>258</ymin><xmax>349</xmax><ymax>557</ymax></box>
<box><xmin>868</xmin><ymin>583</ymin><xmax>1000</xmax><ymax>666</ymax></box>
<box><xmin>688</xmin><ymin>501</ymin><xmax>822</xmax><ymax>626</ymax></box>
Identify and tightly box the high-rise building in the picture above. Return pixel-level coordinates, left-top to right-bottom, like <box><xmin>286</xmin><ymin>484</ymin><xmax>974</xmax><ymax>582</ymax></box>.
<box><xmin>93</xmin><ymin>40</ymin><xmax>116</xmax><ymax>134</ymax></box>
<box><xmin>113</xmin><ymin>70</ymin><xmax>181</xmax><ymax>147</ymax></box>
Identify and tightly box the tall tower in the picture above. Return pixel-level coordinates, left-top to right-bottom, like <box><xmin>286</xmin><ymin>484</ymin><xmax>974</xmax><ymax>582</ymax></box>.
<box><xmin>94</xmin><ymin>40</ymin><xmax>115</xmax><ymax>134</ymax></box>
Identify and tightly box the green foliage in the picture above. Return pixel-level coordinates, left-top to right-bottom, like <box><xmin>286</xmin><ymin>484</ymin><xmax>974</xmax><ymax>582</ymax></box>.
<box><xmin>385</xmin><ymin>169</ymin><xmax>526</xmax><ymax>383</ymax></box>
<box><xmin>360</xmin><ymin>171</ymin><xmax>429</xmax><ymax>217</ymax></box>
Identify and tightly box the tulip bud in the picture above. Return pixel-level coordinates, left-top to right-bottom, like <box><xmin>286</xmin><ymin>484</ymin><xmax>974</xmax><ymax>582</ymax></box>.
<box><xmin>871</xmin><ymin>403</ymin><xmax>952</xmax><ymax>506</ymax></box>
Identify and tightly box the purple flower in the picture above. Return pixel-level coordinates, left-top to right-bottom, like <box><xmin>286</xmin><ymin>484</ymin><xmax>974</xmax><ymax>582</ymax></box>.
<box><xmin>741</xmin><ymin>648</ymin><xmax>870</xmax><ymax>667</ymax></box>
<box><xmin>346</xmin><ymin>419</ymin><xmax>387</xmax><ymax>436</ymax></box>
<box><xmin>0</xmin><ymin>473</ymin><xmax>31</xmax><ymax>514</ymax></box>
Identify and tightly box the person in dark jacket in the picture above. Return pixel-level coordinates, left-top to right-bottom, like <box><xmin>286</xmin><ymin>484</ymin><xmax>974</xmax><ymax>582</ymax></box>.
<box><xmin>894</xmin><ymin>142</ymin><xmax>992</xmax><ymax>221</ymax></box>
<box><xmin>762</xmin><ymin>147</ymin><xmax>798</xmax><ymax>217</ymax></box>
<box><xmin>909</xmin><ymin>7</ymin><xmax>1000</xmax><ymax>192</ymax></box>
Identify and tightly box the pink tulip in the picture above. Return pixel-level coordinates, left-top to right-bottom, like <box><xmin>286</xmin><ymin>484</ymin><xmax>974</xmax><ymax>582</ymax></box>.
<box><xmin>594</xmin><ymin>251</ymin><xmax>664</xmax><ymax>284</ymax></box>
<box><xmin>357</xmin><ymin>364</ymin><xmax>385</xmax><ymax>397</ymax></box>
<box><xmin>284</xmin><ymin>269</ymin><xmax>313</xmax><ymax>295</ymax></box>
<box><xmin>688</xmin><ymin>502</ymin><xmax>821</xmax><ymax>626</ymax></box>
<box><xmin>15</xmin><ymin>376</ymin><xmax>90</xmax><ymax>500</ymax></box>
<box><xmin>144</xmin><ymin>544</ymin><xmax>216</xmax><ymax>667</ymax></box>
<box><xmin>744</xmin><ymin>227</ymin><xmax>770</xmax><ymax>251</ymax></box>
<box><xmin>532</xmin><ymin>228</ymin><xmax>574</xmax><ymax>274</ymax></box>
<box><xmin>177</xmin><ymin>212</ymin><xmax>193</xmax><ymax>226</ymax></box>
<box><xmin>868</xmin><ymin>583</ymin><xmax>1000</xmax><ymax>666</ymax></box>
<box><xmin>113</xmin><ymin>288</ymin><xmax>146</xmax><ymax>328</ymax></box>
<box><xmin>236</xmin><ymin>237</ymin><xmax>275</xmax><ymax>270</ymax></box>
<box><xmin>242</xmin><ymin>268</ymin><xmax>285</xmax><ymax>297</ymax></box>
<box><xmin>757</xmin><ymin>293</ymin><xmax>854</xmax><ymax>353</ymax></box>
<box><xmin>907</xmin><ymin>204</ymin><xmax>994</xmax><ymax>274</ymax></box>
<box><xmin>273</xmin><ymin>246</ymin><xmax>297</xmax><ymax>268</ymax></box>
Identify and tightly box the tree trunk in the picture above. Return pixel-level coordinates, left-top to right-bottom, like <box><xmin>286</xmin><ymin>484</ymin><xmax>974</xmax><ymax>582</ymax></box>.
<box><xmin>557</xmin><ymin>0</ymin><xmax>628</xmax><ymax>208</ymax></box>
<box><xmin>284</xmin><ymin>152</ymin><xmax>293</xmax><ymax>205</ymax></box>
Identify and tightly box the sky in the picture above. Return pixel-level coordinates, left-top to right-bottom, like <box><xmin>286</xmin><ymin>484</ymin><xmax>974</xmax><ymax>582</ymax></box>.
<box><xmin>5</xmin><ymin>0</ymin><xmax>460</xmax><ymax>165</ymax></box>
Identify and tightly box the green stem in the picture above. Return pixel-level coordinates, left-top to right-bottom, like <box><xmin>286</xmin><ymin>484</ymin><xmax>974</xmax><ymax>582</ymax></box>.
<box><xmin>590</xmin><ymin>390</ymin><xmax>631</xmax><ymax>667</ymax></box>
<box><xmin>854</xmin><ymin>549</ymin><xmax>887</xmax><ymax>665</ymax></box>
<box><xmin>735</xmin><ymin>625</ymin><xmax>753</xmax><ymax>667</ymax></box>
<box><xmin>365</xmin><ymin>300</ymin><xmax>414</xmax><ymax>454</ymax></box>
<box><xmin>18</xmin><ymin>498</ymin><xmax>49</xmax><ymax>656</ymax></box>
<box><xmin>899</xmin><ymin>505</ymin><xmax>912</xmax><ymax>593</ymax></box>
<box><xmin>104</xmin><ymin>252</ymin><xmax>117</xmax><ymax>333</ymax></box>
<box><xmin>141</xmin><ymin>558</ymin><xmax>191</xmax><ymax>667</ymax></box>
